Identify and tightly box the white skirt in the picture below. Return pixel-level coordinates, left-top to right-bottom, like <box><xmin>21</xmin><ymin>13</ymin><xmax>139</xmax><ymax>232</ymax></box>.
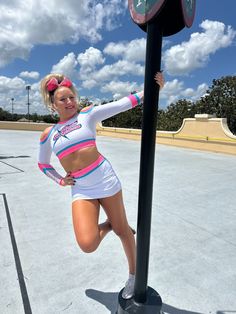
<box><xmin>71</xmin><ymin>155</ymin><xmax>121</xmax><ymax>201</ymax></box>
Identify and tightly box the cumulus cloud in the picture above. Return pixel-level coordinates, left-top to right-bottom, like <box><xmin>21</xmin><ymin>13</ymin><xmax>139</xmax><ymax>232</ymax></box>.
<box><xmin>101</xmin><ymin>80</ymin><xmax>143</xmax><ymax>99</ymax></box>
<box><xmin>81</xmin><ymin>60</ymin><xmax>144</xmax><ymax>89</ymax></box>
<box><xmin>96</xmin><ymin>60</ymin><xmax>144</xmax><ymax>80</ymax></box>
<box><xmin>0</xmin><ymin>0</ymin><xmax>127</xmax><ymax>67</ymax></box>
<box><xmin>104</xmin><ymin>38</ymin><xmax>146</xmax><ymax>62</ymax></box>
<box><xmin>181</xmin><ymin>83</ymin><xmax>208</xmax><ymax>100</ymax></box>
<box><xmin>160</xmin><ymin>79</ymin><xmax>208</xmax><ymax>106</ymax></box>
<box><xmin>0</xmin><ymin>75</ymin><xmax>50</xmax><ymax>115</ymax></box>
<box><xmin>0</xmin><ymin>75</ymin><xmax>34</xmax><ymax>114</ymax></box>
<box><xmin>19</xmin><ymin>71</ymin><xmax>40</xmax><ymax>80</ymax></box>
<box><xmin>0</xmin><ymin>76</ymin><xmax>26</xmax><ymax>93</ymax></box>
<box><xmin>51</xmin><ymin>52</ymin><xmax>78</xmax><ymax>78</ymax></box>
<box><xmin>76</xmin><ymin>45</ymin><xmax>145</xmax><ymax>90</ymax></box>
<box><xmin>163</xmin><ymin>20</ymin><xmax>236</xmax><ymax>75</ymax></box>
<box><xmin>78</xmin><ymin>47</ymin><xmax>105</xmax><ymax>75</ymax></box>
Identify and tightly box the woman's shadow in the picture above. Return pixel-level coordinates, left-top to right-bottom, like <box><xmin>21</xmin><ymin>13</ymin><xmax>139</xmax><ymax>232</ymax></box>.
<box><xmin>85</xmin><ymin>289</ymin><xmax>203</xmax><ymax>314</ymax></box>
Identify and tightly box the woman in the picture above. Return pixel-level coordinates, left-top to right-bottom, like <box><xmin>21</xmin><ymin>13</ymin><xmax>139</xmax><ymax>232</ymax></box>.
<box><xmin>38</xmin><ymin>72</ymin><xmax>164</xmax><ymax>299</ymax></box>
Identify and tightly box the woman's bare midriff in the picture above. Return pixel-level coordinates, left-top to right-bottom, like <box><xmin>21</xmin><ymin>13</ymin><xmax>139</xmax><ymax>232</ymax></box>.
<box><xmin>60</xmin><ymin>146</ymin><xmax>101</xmax><ymax>173</ymax></box>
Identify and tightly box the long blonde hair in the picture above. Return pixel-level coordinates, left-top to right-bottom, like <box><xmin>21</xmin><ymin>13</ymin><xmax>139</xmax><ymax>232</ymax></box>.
<box><xmin>40</xmin><ymin>73</ymin><xmax>78</xmax><ymax>112</ymax></box>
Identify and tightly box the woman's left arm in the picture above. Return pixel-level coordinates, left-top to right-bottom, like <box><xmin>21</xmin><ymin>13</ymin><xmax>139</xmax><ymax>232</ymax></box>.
<box><xmin>89</xmin><ymin>71</ymin><xmax>164</xmax><ymax>123</ymax></box>
<box><xmin>89</xmin><ymin>92</ymin><xmax>143</xmax><ymax>123</ymax></box>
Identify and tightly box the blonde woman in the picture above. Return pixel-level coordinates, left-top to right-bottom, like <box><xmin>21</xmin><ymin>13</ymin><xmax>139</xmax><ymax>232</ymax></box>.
<box><xmin>38</xmin><ymin>72</ymin><xmax>164</xmax><ymax>299</ymax></box>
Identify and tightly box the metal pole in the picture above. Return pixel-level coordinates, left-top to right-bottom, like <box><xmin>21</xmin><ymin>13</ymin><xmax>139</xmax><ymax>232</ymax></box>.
<box><xmin>11</xmin><ymin>98</ymin><xmax>14</xmax><ymax>115</ymax></box>
<box><xmin>26</xmin><ymin>85</ymin><xmax>31</xmax><ymax>121</ymax></box>
<box><xmin>117</xmin><ymin>20</ymin><xmax>163</xmax><ymax>314</ymax></box>
<box><xmin>134</xmin><ymin>20</ymin><xmax>162</xmax><ymax>303</ymax></box>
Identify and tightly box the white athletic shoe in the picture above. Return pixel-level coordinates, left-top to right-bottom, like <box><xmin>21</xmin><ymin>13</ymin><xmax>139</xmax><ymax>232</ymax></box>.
<box><xmin>122</xmin><ymin>274</ymin><xmax>135</xmax><ymax>299</ymax></box>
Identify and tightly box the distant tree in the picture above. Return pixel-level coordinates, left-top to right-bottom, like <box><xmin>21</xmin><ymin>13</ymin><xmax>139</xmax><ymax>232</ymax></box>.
<box><xmin>102</xmin><ymin>97</ymin><xmax>144</xmax><ymax>129</ymax></box>
<box><xmin>195</xmin><ymin>76</ymin><xmax>236</xmax><ymax>134</ymax></box>
<box><xmin>41</xmin><ymin>114</ymin><xmax>59</xmax><ymax>123</ymax></box>
<box><xmin>0</xmin><ymin>107</ymin><xmax>12</xmax><ymax>120</ymax></box>
<box><xmin>157</xmin><ymin>99</ymin><xmax>194</xmax><ymax>131</ymax></box>
<box><xmin>102</xmin><ymin>105</ymin><xmax>143</xmax><ymax>129</ymax></box>
<box><xmin>31</xmin><ymin>112</ymin><xmax>39</xmax><ymax>122</ymax></box>
<box><xmin>80</xmin><ymin>97</ymin><xmax>93</xmax><ymax>108</ymax></box>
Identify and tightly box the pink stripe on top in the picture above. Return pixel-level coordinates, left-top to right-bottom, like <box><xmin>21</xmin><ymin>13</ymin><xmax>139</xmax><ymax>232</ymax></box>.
<box><xmin>57</xmin><ymin>140</ymin><xmax>96</xmax><ymax>160</ymax></box>
<box><xmin>38</xmin><ymin>162</ymin><xmax>52</xmax><ymax>171</ymax></box>
<box><xmin>71</xmin><ymin>155</ymin><xmax>105</xmax><ymax>179</ymax></box>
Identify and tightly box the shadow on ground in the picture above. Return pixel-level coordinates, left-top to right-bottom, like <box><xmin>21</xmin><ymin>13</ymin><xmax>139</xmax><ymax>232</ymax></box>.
<box><xmin>0</xmin><ymin>155</ymin><xmax>30</xmax><ymax>159</ymax></box>
<box><xmin>86</xmin><ymin>289</ymin><xmax>119</xmax><ymax>313</ymax></box>
<box><xmin>85</xmin><ymin>289</ymin><xmax>204</xmax><ymax>314</ymax></box>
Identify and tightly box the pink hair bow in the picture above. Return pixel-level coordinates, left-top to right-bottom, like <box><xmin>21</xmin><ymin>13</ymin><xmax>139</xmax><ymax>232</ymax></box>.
<box><xmin>46</xmin><ymin>77</ymin><xmax>72</xmax><ymax>92</ymax></box>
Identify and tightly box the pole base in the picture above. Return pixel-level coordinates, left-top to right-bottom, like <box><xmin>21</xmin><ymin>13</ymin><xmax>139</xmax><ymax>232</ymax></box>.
<box><xmin>117</xmin><ymin>287</ymin><xmax>163</xmax><ymax>314</ymax></box>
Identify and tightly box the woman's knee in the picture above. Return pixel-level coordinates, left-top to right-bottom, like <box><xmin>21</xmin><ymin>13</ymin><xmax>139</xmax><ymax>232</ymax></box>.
<box><xmin>75</xmin><ymin>235</ymin><xmax>99</xmax><ymax>253</ymax></box>
<box><xmin>112</xmin><ymin>223</ymin><xmax>129</xmax><ymax>238</ymax></box>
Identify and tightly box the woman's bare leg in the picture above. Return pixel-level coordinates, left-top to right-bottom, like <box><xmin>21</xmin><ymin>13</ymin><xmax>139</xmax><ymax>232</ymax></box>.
<box><xmin>72</xmin><ymin>199</ymin><xmax>112</xmax><ymax>253</ymax></box>
<box><xmin>99</xmin><ymin>190</ymin><xmax>136</xmax><ymax>274</ymax></box>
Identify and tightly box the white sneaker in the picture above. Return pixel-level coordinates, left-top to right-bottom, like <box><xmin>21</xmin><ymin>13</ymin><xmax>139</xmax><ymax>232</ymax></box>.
<box><xmin>122</xmin><ymin>274</ymin><xmax>135</xmax><ymax>299</ymax></box>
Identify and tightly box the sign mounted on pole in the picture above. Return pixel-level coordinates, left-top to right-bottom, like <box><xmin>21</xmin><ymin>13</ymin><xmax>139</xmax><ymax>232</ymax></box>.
<box><xmin>181</xmin><ymin>0</ymin><xmax>196</xmax><ymax>27</ymax></box>
<box><xmin>128</xmin><ymin>0</ymin><xmax>196</xmax><ymax>36</ymax></box>
<box><xmin>128</xmin><ymin>0</ymin><xmax>166</xmax><ymax>25</ymax></box>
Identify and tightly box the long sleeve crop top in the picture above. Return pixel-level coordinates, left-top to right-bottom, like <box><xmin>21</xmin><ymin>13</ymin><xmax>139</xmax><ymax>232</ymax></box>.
<box><xmin>38</xmin><ymin>92</ymin><xmax>143</xmax><ymax>185</ymax></box>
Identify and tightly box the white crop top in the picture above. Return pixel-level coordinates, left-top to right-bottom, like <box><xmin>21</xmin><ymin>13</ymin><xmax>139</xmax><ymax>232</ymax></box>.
<box><xmin>38</xmin><ymin>92</ymin><xmax>143</xmax><ymax>185</ymax></box>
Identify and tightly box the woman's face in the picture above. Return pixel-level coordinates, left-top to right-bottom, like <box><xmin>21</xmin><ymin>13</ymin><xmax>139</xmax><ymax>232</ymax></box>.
<box><xmin>52</xmin><ymin>87</ymin><xmax>78</xmax><ymax>120</ymax></box>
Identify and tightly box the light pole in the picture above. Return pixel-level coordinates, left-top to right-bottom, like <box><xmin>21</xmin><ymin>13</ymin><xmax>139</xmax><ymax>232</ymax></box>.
<box><xmin>11</xmin><ymin>98</ymin><xmax>14</xmax><ymax>115</ymax></box>
<box><xmin>26</xmin><ymin>85</ymin><xmax>31</xmax><ymax>121</ymax></box>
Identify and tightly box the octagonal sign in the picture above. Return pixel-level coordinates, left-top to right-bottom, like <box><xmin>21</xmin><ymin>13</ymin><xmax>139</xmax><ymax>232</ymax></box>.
<box><xmin>181</xmin><ymin>0</ymin><xmax>196</xmax><ymax>27</ymax></box>
<box><xmin>128</xmin><ymin>0</ymin><xmax>166</xmax><ymax>25</ymax></box>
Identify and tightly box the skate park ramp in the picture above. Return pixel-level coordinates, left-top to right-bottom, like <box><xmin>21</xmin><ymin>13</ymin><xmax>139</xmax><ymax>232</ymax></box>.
<box><xmin>1</xmin><ymin>129</ymin><xmax>236</xmax><ymax>314</ymax></box>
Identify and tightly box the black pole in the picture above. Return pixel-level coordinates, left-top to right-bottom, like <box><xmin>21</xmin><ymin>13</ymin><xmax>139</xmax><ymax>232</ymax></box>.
<box><xmin>117</xmin><ymin>20</ymin><xmax>163</xmax><ymax>314</ymax></box>
<box><xmin>11</xmin><ymin>98</ymin><xmax>14</xmax><ymax>115</ymax></box>
<box><xmin>134</xmin><ymin>20</ymin><xmax>162</xmax><ymax>303</ymax></box>
<box><xmin>26</xmin><ymin>85</ymin><xmax>31</xmax><ymax>121</ymax></box>
<box><xmin>27</xmin><ymin>91</ymin><xmax>30</xmax><ymax>121</ymax></box>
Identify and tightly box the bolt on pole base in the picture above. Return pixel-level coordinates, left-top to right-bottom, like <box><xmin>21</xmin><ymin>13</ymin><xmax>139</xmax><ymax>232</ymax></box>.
<box><xmin>117</xmin><ymin>287</ymin><xmax>163</xmax><ymax>314</ymax></box>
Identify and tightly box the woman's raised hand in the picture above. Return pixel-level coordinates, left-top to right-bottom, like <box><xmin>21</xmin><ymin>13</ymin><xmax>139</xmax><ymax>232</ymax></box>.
<box><xmin>154</xmin><ymin>71</ymin><xmax>165</xmax><ymax>89</ymax></box>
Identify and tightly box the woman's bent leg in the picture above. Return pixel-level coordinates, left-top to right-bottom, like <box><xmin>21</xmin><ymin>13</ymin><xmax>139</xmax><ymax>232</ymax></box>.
<box><xmin>72</xmin><ymin>199</ymin><xmax>112</xmax><ymax>253</ymax></box>
<box><xmin>99</xmin><ymin>190</ymin><xmax>136</xmax><ymax>275</ymax></box>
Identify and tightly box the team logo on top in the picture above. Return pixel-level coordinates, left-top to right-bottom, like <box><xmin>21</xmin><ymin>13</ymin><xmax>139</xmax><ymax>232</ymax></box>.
<box><xmin>53</xmin><ymin>121</ymin><xmax>82</xmax><ymax>142</ymax></box>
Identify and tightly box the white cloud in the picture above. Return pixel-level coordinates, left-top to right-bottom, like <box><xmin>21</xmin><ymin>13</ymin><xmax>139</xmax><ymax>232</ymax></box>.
<box><xmin>19</xmin><ymin>71</ymin><xmax>40</xmax><ymax>80</ymax></box>
<box><xmin>163</xmin><ymin>20</ymin><xmax>236</xmax><ymax>75</ymax></box>
<box><xmin>181</xmin><ymin>83</ymin><xmax>208</xmax><ymax>100</ymax></box>
<box><xmin>94</xmin><ymin>60</ymin><xmax>144</xmax><ymax>82</ymax></box>
<box><xmin>160</xmin><ymin>80</ymin><xmax>208</xmax><ymax>106</ymax></box>
<box><xmin>0</xmin><ymin>75</ymin><xmax>50</xmax><ymax>115</ymax></box>
<box><xmin>101</xmin><ymin>80</ymin><xmax>143</xmax><ymax>99</ymax></box>
<box><xmin>81</xmin><ymin>79</ymin><xmax>98</xmax><ymax>90</ymax></box>
<box><xmin>0</xmin><ymin>76</ymin><xmax>25</xmax><ymax>93</ymax></box>
<box><xmin>104</xmin><ymin>38</ymin><xmax>146</xmax><ymax>62</ymax></box>
<box><xmin>78</xmin><ymin>47</ymin><xmax>105</xmax><ymax>75</ymax></box>
<box><xmin>80</xmin><ymin>58</ymin><xmax>144</xmax><ymax>90</ymax></box>
<box><xmin>0</xmin><ymin>75</ymin><xmax>42</xmax><ymax>114</ymax></box>
<box><xmin>0</xmin><ymin>0</ymin><xmax>127</xmax><ymax>67</ymax></box>
<box><xmin>51</xmin><ymin>52</ymin><xmax>78</xmax><ymax>78</ymax></box>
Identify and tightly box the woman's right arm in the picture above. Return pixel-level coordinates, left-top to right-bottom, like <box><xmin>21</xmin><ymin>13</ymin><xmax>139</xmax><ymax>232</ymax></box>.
<box><xmin>38</xmin><ymin>127</ymin><xmax>77</xmax><ymax>187</ymax></box>
<box><xmin>38</xmin><ymin>127</ymin><xmax>65</xmax><ymax>186</ymax></box>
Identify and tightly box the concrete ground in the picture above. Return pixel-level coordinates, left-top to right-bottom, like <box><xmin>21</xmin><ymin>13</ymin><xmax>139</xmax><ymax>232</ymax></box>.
<box><xmin>0</xmin><ymin>129</ymin><xmax>236</xmax><ymax>314</ymax></box>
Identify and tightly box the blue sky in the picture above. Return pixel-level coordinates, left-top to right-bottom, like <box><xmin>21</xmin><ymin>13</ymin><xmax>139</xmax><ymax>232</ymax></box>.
<box><xmin>0</xmin><ymin>0</ymin><xmax>235</xmax><ymax>115</ymax></box>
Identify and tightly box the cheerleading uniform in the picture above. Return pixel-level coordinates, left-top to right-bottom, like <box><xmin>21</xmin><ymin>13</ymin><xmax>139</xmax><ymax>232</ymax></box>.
<box><xmin>38</xmin><ymin>92</ymin><xmax>142</xmax><ymax>201</ymax></box>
